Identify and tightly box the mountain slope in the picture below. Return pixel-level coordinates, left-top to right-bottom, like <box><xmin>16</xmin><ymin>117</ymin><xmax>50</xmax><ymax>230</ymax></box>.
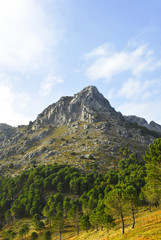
<box><xmin>0</xmin><ymin>86</ymin><xmax>160</xmax><ymax>176</ymax></box>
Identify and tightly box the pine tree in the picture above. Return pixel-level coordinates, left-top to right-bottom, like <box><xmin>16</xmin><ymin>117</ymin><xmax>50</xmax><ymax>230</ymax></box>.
<box><xmin>143</xmin><ymin>138</ymin><xmax>161</xmax><ymax>209</ymax></box>
<box><xmin>53</xmin><ymin>211</ymin><xmax>64</xmax><ymax>240</ymax></box>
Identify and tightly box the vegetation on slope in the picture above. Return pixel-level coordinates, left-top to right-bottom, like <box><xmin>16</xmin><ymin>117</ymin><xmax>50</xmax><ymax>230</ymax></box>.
<box><xmin>0</xmin><ymin>138</ymin><xmax>161</xmax><ymax>239</ymax></box>
<box><xmin>0</xmin><ymin>119</ymin><xmax>151</xmax><ymax>176</ymax></box>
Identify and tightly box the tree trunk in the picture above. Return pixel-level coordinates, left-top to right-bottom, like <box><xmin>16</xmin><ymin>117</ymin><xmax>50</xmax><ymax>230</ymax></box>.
<box><xmin>76</xmin><ymin>224</ymin><xmax>79</xmax><ymax>235</ymax></box>
<box><xmin>106</xmin><ymin>224</ymin><xmax>109</xmax><ymax>233</ymax></box>
<box><xmin>49</xmin><ymin>217</ymin><xmax>51</xmax><ymax>228</ymax></box>
<box><xmin>132</xmin><ymin>209</ymin><xmax>135</xmax><ymax>229</ymax></box>
<box><xmin>149</xmin><ymin>201</ymin><xmax>151</xmax><ymax>212</ymax></box>
<box><xmin>120</xmin><ymin>213</ymin><xmax>124</xmax><ymax>235</ymax></box>
<box><xmin>59</xmin><ymin>226</ymin><xmax>61</xmax><ymax>240</ymax></box>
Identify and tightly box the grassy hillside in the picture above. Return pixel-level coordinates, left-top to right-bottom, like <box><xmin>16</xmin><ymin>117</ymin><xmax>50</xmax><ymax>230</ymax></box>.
<box><xmin>73</xmin><ymin>208</ymin><xmax>161</xmax><ymax>240</ymax></box>
<box><xmin>51</xmin><ymin>208</ymin><xmax>161</xmax><ymax>240</ymax></box>
<box><xmin>1</xmin><ymin>208</ymin><xmax>161</xmax><ymax>239</ymax></box>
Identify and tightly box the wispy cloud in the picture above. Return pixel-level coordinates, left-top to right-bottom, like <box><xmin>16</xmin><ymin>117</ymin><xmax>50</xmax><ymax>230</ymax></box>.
<box><xmin>115</xmin><ymin>77</ymin><xmax>161</xmax><ymax>123</ymax></box>
<box><xmin>85</xmin><ymin>42</ymin><xmax>161</xmax><ymax>124</ymax></box>
<box><xmin>84</xmin><ymin>43</ymin><xmax>115</xmax><ymax>59</ymax></box>
<box><xmin>16</xmin><ymin>93</ymin><xmax>30</xmax><ymax>109</ymax></box>
<box><xmin>0</xmin><ymin>0</ymin><xmax>62</xmax><ymax>72</ymax></box>
<box><xmin>0</xmin><ymin>0</ymin><xmax>65</xmax><ymax>125</ymax></box>
<box><xmin>118</xmin><ymin>78</ymin><xmax>160</xmax><ymax>100</ymax></box>
<box><xmin>39</xmin><ymin>74</ymin><xmax>64</xmax><ymax>96</ymax></box>
<box><xmin>83</xmin><ymin>41</ymin><xmax>161</xmax><ymax>124</ymax></box>
<box><xmin>85</xmin><ymin>44</ymin><xmax>161</xmax><ymax>81</ymax></box>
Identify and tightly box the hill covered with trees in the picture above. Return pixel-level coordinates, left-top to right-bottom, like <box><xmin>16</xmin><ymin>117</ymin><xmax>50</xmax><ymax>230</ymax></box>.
<box><xmin>0</xmin><ymin>138</ymin><xmax>161</xmax><ymax>239</ymax></box>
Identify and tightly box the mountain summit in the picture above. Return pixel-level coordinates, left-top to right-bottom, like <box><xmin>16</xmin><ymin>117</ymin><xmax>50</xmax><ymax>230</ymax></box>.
<box><xmin>30</xmin><ymin>86</ymin><xmax>161</xmax><ymax>133</ymax></box>
<box><xmin>0</xmin><ymin>85</ymin><xmax>161</xmax><ymax>176</ymax></box>
<box><xmin>30</xmin><ymin>86</ymin><xmax>119</xmax><ymax>130</ymax></box>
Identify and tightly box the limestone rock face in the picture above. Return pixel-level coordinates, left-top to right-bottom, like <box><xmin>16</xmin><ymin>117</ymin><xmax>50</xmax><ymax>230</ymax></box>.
<box><xmin>125</xmin><ymin>115</ymin><xmax>161</xmax><ymax>133</ymax></box>
<box><xmin>149</xmin><ymin>121</ymin><xmax>161</xmax><ymax>133</ymax></box>
<box><xmin>0</xmin><ymin>124</ymin><xmax>16</xmax><ymax>148</ymax></box>
<box><xmin>0</xmin><ymin>123</ymin><xmax>13</xmax><ymax>130</ymax></box>
<box><xmin>124</xmin><ymin>116</ymin><xmax>148</xmax><ymax>127</ymax></box>
<box><xmin>31</xmin><ymin>86</ymin><xmax>120</xmax><ymax>130</ymax></box>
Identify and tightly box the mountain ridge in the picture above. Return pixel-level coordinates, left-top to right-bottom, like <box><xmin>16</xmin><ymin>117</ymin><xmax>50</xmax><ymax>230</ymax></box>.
<box><xmin>1</xmin><ymin>85</ymin><xmax>160</xmax><ymax>133</ymax></box>
<box><xmin>0</xmin><ymin>85</ymin><xmax>161</xmax><ymax>176</ymax></box>
<box><xmin>29</xmin><ymin>86</ymin><xmax>120</xmax><ymax>130</ymax></box>
<box><xmin>28</xmin><ymin>85</ymin><xmax>161</xmax><ymax>133</ymax></box>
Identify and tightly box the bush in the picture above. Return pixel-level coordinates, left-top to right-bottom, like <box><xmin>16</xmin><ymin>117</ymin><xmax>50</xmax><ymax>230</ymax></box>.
<box><xmin>30</xmin><ymin>231</ymin><xmax>38</xmax><ymax>240</ymax></box>
<box><xmin>43</xmin><ymin>230</ymin><xmax>52</xmax><ymax>240</ymax></box>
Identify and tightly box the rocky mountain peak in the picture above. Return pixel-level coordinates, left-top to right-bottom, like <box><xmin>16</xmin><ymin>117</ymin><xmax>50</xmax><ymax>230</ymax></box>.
<box><xmin>70</xmin><ymin>85</ymin><xmax>117</xmax><ymax>115</ymax></box>
<box><xmin>71</xmin><ymin>86</ymin><xmax>110</xmax><ymax>109</ymax></box>
<box><xmin>74</xmin><ymin>85</ymin><xmax>100</xmax><ymax>99</ymax></box>
<box><xmin>28</xmin><ymin>85</ymin><xmax>161</xmax><ymax>134</ymax></box>
<box><xmin>30</xmin><ymin>86</ymin><xmax>119</xmax><ymax>130</ymax></box>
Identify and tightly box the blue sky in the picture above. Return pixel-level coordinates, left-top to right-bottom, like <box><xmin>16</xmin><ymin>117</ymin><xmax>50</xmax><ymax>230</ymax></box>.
<box><xmin>0</xmin><ymin>0</ymin><xmax>161</xmax><ymax>126</ymax></box>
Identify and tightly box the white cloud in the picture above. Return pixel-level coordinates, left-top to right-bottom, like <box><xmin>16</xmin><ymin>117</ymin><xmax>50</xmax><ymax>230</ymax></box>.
<box><xmin>0</xmin><ymin>83</ymin><xmax>31</xmax><ymax>126</ymax></box>
<box><xmin>0</xmin><ymin>0</ymin><xmax>65</xmax><ymax>125</ymax></box>
<box><xmin>113</xmin><ymin>77</ymin><xmax>161</xmax><ymax>124</ymax></box>
<box><xmin>39</xmin><ymin>74</ymin><xmax>64</xmax><ymax>96</ymax></box>
<box><xmin>85</xmin><ymin>44</ymin><xmax>161</xmax><ymax>81</ymax></box>
<box><xmin>119</xmin><ymin>79</ymin><xmax>141</xmax><ymax>98</ymax></box>
<box><xmin>119</xmin><ymin>78</ymin><xmax>161</xmax><ymax>100</ymax></box>
<box><xmin>0</xmin><ymin>74</ymin><xmax>10</xmax><ymax>85</ymax></box>
<box><xmin>84</xmin><ymin>43</ymin><xmax>114</xmax><ymax>59</ymax></box>
<box><xmin>0</xmin><ymin>0</ymin><xmax>61</xmax><ymax>72</ymax></box>
<box><xmin>16</xmin><ymin>93</ymin><xmax>30</xmax><ymax>109</ymax></box>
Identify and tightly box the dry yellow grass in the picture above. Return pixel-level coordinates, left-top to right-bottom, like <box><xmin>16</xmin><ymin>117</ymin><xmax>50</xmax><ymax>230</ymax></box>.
<box><xmin>1</xmin><ymin>208</ymin><xmax>161</xmax><ymax>240</ymax></box>
<box><xmin>55</xmin><ymin>208</ymin><xmax>161</xmax><ymax>240</ymax></box>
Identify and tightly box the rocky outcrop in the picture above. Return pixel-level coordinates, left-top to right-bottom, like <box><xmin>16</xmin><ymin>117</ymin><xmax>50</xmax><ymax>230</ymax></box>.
<box><xmin>30</xmin><ymin>86</ymin><xmax>120</xmax><ymax>130</ymax></box>
<box><xmin>149</xmin><ymin>121</ymin><xmax>161</xmax><ymax>133</ymax></box>
<box><xmin>0</xmin><ymin>124</ymin><xmax>16</xmax><ymax>148</ymax></box>
<box><xmin>125</xmin><ymin>115</ymin><xmax>161</xmax><ymax>133</ymax></box>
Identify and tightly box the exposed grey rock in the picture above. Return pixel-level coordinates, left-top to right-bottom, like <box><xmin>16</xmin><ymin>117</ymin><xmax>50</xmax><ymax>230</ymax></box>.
<box><xmin>0</xmin><ymin>123</ymin><xmax>13</xmax><ymax>129</ymax></box>
<box><xmin>28</xmin><ymin>150</ymin><xmax>43</xmax><ymax>160</ymax></box>
<box><xmin>37</xmin><ymin>129</ymin><xmax>52</xmax><ymax>140</ymax></box>
<box><xmin>44</xmin><ymin>151</ymin><xmax>56</xmax><ymax>158</ymax></box>
<box><xmin>30</xmin><ymin>86</ymin><xmax>120</xmax><ymax>130</ymax></box>
<box><xmin>22</xmin><ymin>148</ymin><xmax>45</xmax><ymax>161</ymax></box>
<box><xmin>125</xmin><ymin>115</ymin><xmax>148</xmax><ymax>126</ymax></box>
<box><xmin>0</xmin><ymin>124</ymin><xmax>16</xmax><ymax>147</ymax></box>
<box><xmin>125</xmin><ymin>115</ymin><xmax>161</xmax><ymax>133</ymax></box>
<box><xmin>149</xmin><ymin>121</ymin><xmax>161</xmax><ymax>132</ymax></box>
<box><xmin>28</xmin><ymin>85</ymin><xmax>161</xmax><ymax>136</ymax></box>
<box><xmin>24</xmin><ymin>129</ymin><xmax>52</xmax><ymax>149</ymax></box>
<box><xmin>9</xmin><ymin>132</ymin><xmax>24</xmax><ymax>145</ymax></box>
<box><xmin>48</xmin><ymin>138</ymin><xmax>56</xmax><ymax>144</ymax></box>
<box><xmin>3</xmin><ymin>146</ymin><xmax>18</xmax><ymax>158</ymax></box>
